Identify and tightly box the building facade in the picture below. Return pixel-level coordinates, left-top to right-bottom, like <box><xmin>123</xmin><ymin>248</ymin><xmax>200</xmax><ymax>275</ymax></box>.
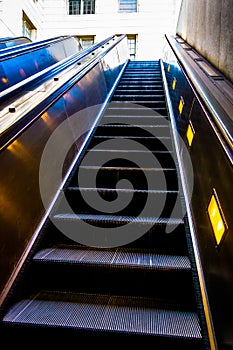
<box><xmin>0</xmin><ymin>0</ymin><xmax>181</xmax><ymax>59</ymax></box>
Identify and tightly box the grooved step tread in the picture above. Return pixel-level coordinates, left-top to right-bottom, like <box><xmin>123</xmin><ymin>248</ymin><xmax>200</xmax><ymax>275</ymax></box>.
<box><xmin>3</xmin><ymin>292</ymin><xmax>202</xmax><ymax>339</ymax></box>
<box><xmin>78</xmin><ymin>165</ymin><xmax>175</xmax><ymax>171</ymax></box>
<box><xmin>33</xmin><ymin>247</ymin><xmax>191</xmax><ymax>270</ymax></box>
<box><xmin>67</xmin><ymin>186</ymin><xmax>178</xmax><ymax>194</ymax></box>
<box><xmin>53</xmin><ymin>213</ymin><xmax>183</xmax><ymax>225</ymax></box>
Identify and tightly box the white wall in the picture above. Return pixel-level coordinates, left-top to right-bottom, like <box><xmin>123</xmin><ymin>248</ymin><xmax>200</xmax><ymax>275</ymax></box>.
<box><xmin>41</xmin><ymin>0</ymin><xmax>181</xmax><ymax>59</ymax></box>
<box><xmin>0</xmin><ymin>0</ymin><xmax>43</xmax><ymax>39</ymax></box>
<box><xmin>0</xmin><ymin>0</ymin><xmax>181</xmax><ymax>59</ymax></box>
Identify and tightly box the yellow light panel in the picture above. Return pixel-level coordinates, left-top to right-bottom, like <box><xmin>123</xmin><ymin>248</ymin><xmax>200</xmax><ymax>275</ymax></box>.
<box><xmin>172</xmin><ymin>78</ymin><xmax>177</xmax><ymax>90</ymax></box>
<box><xmin>179</xmin><ymin>97</ymin><xmax>184</xmax><ymax>115</ymax></box>
<box><xmin>186</xmin><ymin>122</ymin><xmax>195</xmax><ymax>146</ymax></box>
<box><xmin>207</xmin><ymin>191</ymin><xmax>227</xmax><ymax>246</ymax></box>
<box><xmin>168</xmin><ymin>65</ymin><xmax>171</xmax><ymax>72</ymax></box>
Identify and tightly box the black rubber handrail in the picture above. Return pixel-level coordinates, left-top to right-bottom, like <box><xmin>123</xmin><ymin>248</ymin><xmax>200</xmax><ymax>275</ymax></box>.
<box><xmin>165</xmin><ymin>34</ymin><xmax>233</xmax><ymax>165</ymax></box>
<box><xmin>0</xmin><ymin>34</ymin><xmax>126</xmax><ymax>151</ymax></box>
<box><xmin>0</xmin><ymin>35</ymin><xmax>115</xmax><ymax>106</ymax></box>
<box><xmin>0</xmin><ymin>36</ymin><xmax>69</xmax><ymax>60</ymax></box>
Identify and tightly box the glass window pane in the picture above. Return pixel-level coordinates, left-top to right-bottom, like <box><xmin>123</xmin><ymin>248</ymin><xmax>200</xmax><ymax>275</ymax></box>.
<box><xmin>119</xmin><ymin>0</ymin><xmax>137</xmax><ymax>13</ymax></box>
<box><xmin>69</xmin><ymin>0</ymin><xmax>81</xmax><ymax>15</ymax></box>
<box><xmin>83</xmin><ymin>0</ymin><xmax>95</xmax><ymax>14</ymax></box>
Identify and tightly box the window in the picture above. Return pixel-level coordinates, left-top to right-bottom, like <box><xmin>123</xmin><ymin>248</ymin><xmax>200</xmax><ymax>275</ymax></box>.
<box><xmin>22</xmin><ymin>12</ymin><xmax>36</xmax><ymax>40</ymax></box>
<box><xmin>68</xmin><ymin>0</ymin><xmax>95</xmax><ymax>15</ymax></box>
<box><xmin>78</xmin><ymin>36</ymin><xmax>95</xmax><ymax>50</ymax></box>
<box><xmin>119</xmin><ymin>0</ymin><xmax>137</xmax><ymax>13</ymax></box>
<box><xmin>127</xmin><ymin>35</ymin><xmax>136</xmax><ymax>59</ymax></box>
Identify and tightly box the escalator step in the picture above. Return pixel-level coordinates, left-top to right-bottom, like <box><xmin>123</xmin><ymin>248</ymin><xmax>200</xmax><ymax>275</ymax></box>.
<box><xmin>89</xmin><ymin>136</ymin><xmax>172</xmax><ymax>152</ymax></box>
<box><xmin>53</xmin><ymin>213</ymin><xmax>183</xmax><ymax>226</ymax></box>
<box><xmin>3</xmin><ymin>291</ymin><xmax>202</xmax><ymax>340</ymax></box>
<box><xmin>116</xmin><ymin>84</ymin><xmax>163</xmax><ymax>89</ymax></box>
<box><xmin>33</xmin><ymin>247</ymin><xmax>191</xmax><ymax>270</ymax></box>
<box><xmin>95</xmin><ymin>124</ymin><xmax>170</xmax><ymax>137</ymax></box>
<box><xmin>85</xmin><ymin>149</ymin><xmax>175</xmax><ymax>167</ymax></box>
<box><xmin>111</xmin><ymin>95</ymin><xmax>165</xmax><ymax>102</ymax></box>
<box><xmin>104</xmin><ymin>107</ymin><xmax>168</xmax><ymax>117</ymax></box>
<box><xmin>101</xmin><ymin>116</ymin><xmax>169</xmax><ymax>125</ymax></box>
<box><xmin>114</xmin><ymin>89</ymin><xmax>165</xmax><ymax>95</ymax></box>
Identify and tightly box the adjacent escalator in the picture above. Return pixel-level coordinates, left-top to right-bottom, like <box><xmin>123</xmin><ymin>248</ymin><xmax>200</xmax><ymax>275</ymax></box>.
<box><xmin>0</xmin><ymin>35</ymin><xmax>82</xmax><ymax>92</ymax></box>
<box><xmin>0</xmin><ymin>60</ymin><xmax>209</xmax><ymax>348</ymax></box>
<box><xmin>0</xmin><ymin>36</ymin><xmax>31</xmax><ymax>50</ymax></box>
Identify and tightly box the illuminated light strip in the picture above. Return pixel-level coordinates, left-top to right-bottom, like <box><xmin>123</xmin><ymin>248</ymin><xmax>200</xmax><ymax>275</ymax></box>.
<box><xmin>186</xmin><ymin>121</ymin><xmax>195</xmax><ymax>147</ymax></box>
<box><xmin>207</xmin><ymin>189</ymin><xmax>228</xmax><ymax>246</ymax></box>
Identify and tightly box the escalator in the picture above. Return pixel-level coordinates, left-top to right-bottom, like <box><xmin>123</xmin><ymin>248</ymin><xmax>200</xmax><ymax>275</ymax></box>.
<box><xmin>0</xmin><ymin>60</ymin><xmax>209</xmax><ymax>348</ymax></box>
<box><xmin>0</xmin><ymin>36</ymin><xmax>67</xmax><ymax>57</ymax></box>
<box><xmin>0</xmin><ymin>36</ymin><xmax>31</xmax><ymax>50</ymax></box>
<box><xmin>0</xmin><ymin>35</ymin><xmax>82</xmax><ymax>92</ymax></box>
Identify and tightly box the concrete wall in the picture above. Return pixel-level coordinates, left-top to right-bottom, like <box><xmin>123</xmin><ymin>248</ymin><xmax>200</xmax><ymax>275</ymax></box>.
<box><xmin>176</xmin><ymin>0</ymin><xmax>233</xmax><ymax>83</ymax></box>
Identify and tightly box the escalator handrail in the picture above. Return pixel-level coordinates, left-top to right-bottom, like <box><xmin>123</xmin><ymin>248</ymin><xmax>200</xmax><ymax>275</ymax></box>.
<box><xmin>0</xmin><ymin>35</ymin><xmax>116</xmax><ymax>105</ymax></box>
<box><xmin>0</xmin><ymin>36</ymin><xmax>31</xmax><ymax>44</ymax></box>
<box><xmin>0</xmin><ymin>34</ymin><xmax>127</xmax><ymax>151</ymax></box>
<box><xmin>165</xmin><ymin>34</ymin><xmax>233</xmax><ymax>165</ymax></box>
<box><xmin>0</xmin><ymin>36</ymin><xmax>69</xmax><ymax>60</ymax></box>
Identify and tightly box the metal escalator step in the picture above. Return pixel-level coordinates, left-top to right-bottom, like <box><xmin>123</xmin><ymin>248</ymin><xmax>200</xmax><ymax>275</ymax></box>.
<box><xmin>78</xmin><ymin>164</ymin><xmax>175</xmax><ymax>171</ymax></box>
<box><xmin>85</xmin><ymin>149</ymin><xmax>175</xmax><ymax>168</ymax></box>
<box><xmin>90</xmin><ymin>135</ymin><xmax>172</xmax><ymax>151</ymax></box>
<box><xmin>122</xmin><ymin>71</ymin><xmax>161</xmax><ymax>73</ymax></box>
<box><xmin>116</xmin><ymin>84</ymin><xmax>163</xmax><ymax>89</ymax></box>
<box><xmin>53</xmin><ymin>213</ymin><xmax>183</xmax><ymax>226</ymax></box>
<box><xmin>67</xmin><ymin>187</ymin><xmax>178</xmax><ymax>194</ymax></box>
<box><xmin>33</xmin><ymin>247</ymin><xmax>191</xmax><ymax>270</ymax></box>
<box><xmin>111</xmin><ymin>95</ymin><xmax>165</xmax><ymax>101</ymax></box>
<box><xmin>63</xmin><ymin>186</ymin><xmax>180</xmax><ymax>217</ymax></box>
<box><xmin>109</xmin><ymin>101</ymin><xmax>167</xmax><ymax>111</ymax></box>
<box><xmin>119</xmin><ymin>79</ymin><xmax>162</xmax><ymax>83</ymax></box>
<box><xmin>101</xmin><ymin>115</ymin><xmax>169</xmax><ymax>125</ymax></box>
<box><xmin>97</xmin><ymin>124</ymin><xmax>169</xmax><ymax>128</ymax></box>
<box><xmin>3</xmin><ymin>292</ymin><xmax>202</xmax><ymax>340</ymax></box>
<box><xmin>104</xmin><ymin>106</ymin><xmax>168</xmax><ymax>116</ymax></box>
<box><xmin>73</xmin><ymin>165</ymin><xmax>178</xmax><ymax>191</ymax></box>
<box><xmin>111</xmin><ymin>98</ymin><xmax>165</xmax><ymax>104</ymax></box>
<box><xmin>95</xmin><ymin>124</ymin><xmax>170</xmax><ymax>137</ymax></box>
<box><xmin>122</xmin><ymin>75</ymin><xmax>162</xmax><ymax>79</ymax></box>
<box><xmin>114</xmin><ymin>89</ymin><xmax>164</xmax><ymax>95</ymax></box>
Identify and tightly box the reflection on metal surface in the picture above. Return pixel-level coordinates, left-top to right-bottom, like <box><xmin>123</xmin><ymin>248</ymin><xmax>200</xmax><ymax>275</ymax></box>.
<box><xmin>19</xmin><ymin>68</ymin><xmax>27</xmax><ymax>78</ymax></box>
<box><xmin>1</xmin><ymin>77</ymin><xmax>8</xmax><ymax>84</ymax></box>
<box><xmin>207</xmin><ymin>189</ymin><xmax>228</xmax><ymax>247</ymax></box>
<box><xmin>6</xmin><ymin>139</ymin><xmax>34</xmax><ymax>164</ymax></box>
